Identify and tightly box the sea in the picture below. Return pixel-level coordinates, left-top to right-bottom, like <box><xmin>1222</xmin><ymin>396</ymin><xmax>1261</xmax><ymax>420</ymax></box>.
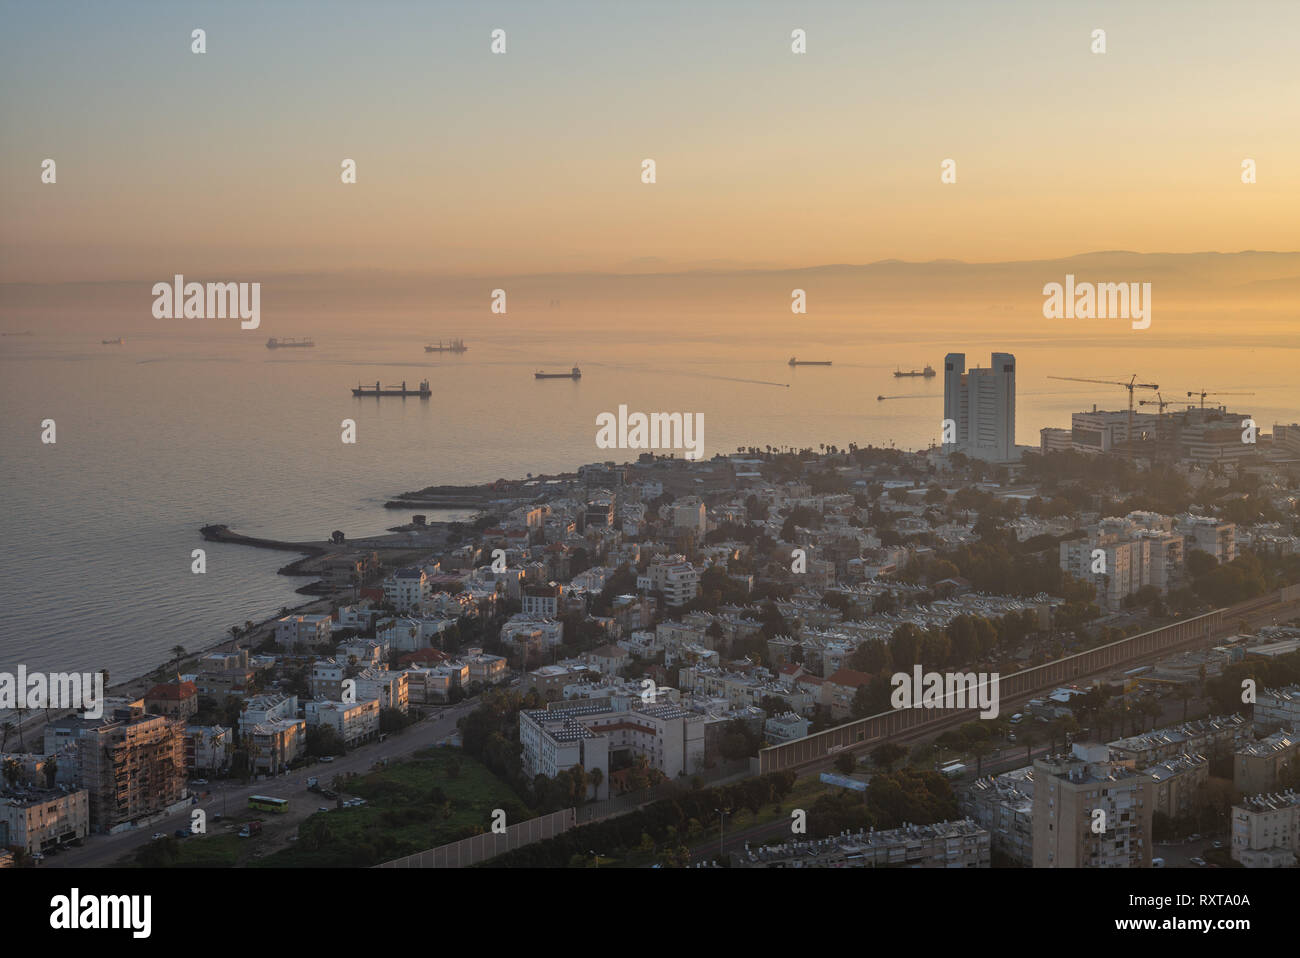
<box><xmin>2</xmin><ymin>312</ymin><xmax>1296</xmax><ymax>690</ymax></box>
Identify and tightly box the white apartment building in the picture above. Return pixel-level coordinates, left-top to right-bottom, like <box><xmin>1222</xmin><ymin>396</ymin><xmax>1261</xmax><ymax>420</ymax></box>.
<box><xmin>0</xmin><ymin>787</ymin><xmax>91</xmax><ymax>854</ymax></box>
<box><xmin>384</xmin><ymin>567</ymin><xmax>431</xmax><ymax>613</ymax></box>
<box><xmin>638</xmin><ymin>557</ymin><xmax>700</xmax><ymax>607</ymax></box>
<box><xmin>521</xmin><ymin>583</ymin><xmax>562</xmax><ymax>617</ymax></box>
<box><xmin>943</xmin><ymin>352</ymin><xmax>1017</xmax><ymax>462</ymax></box>
<box><xmin>185</xmin><ymin>724</ymin><xmax>234</xmax><ymax>774</ymax></box>
<box><xmin>1231</xmin><ymin>790</ymin><xmax>1300</xmax><ymax>867</ymax></box>
<box><xmin>309</xmin><ymin>662</ymin><xmax>345</xmax><ymax>700</ymax></box>
<box><xmin>304</xmin><ymin>698</ymin><xmax>381</xmax><ymax>747</ymax></box>
<box><xmin>519</xmin><ymin>700</ymin><xmax>706</xmax><ymax>790</ymax></box>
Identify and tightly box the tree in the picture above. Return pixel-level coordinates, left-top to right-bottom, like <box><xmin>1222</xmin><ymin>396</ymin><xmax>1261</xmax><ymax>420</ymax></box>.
<box><xmin>171</xmin><ymin>644</ymin><xmax>187</xmax><ymax>662</ymax></box>
<box><xmin>870</xmin><ymin>742</ymin><xmax>906</xmax><ymax>772</ymax></box>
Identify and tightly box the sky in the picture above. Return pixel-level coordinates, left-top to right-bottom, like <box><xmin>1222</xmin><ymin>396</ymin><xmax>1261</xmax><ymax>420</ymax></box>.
<box><xmin>2</xmin><ymin>0</ymin><xmax>1298</xmax><ymax>282</ymax></box>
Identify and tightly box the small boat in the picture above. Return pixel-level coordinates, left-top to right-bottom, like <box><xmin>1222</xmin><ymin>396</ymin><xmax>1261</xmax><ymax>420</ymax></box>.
<box><xmin>352</xmin><ymin>379</ymin><xmax>432</xmax><ymax>397</ymax></box>
<box><xmin>877</xmin><ymin>395</ymin><xmax>885</xmax><ymax>401</ymax></box>
<box><xmin>535</xmin><ymin>366</ymin><xmax>581</xmax><ymax>380</ymax></box>
<box><xmin>102</xmin><ymin>337</ymin><xmax>125</xmax><ymax>345</ymax></box>
<box><xmin>789</xmin><ymin>357</ymin><xmax>832</xmax><ymax>366</ymax></box>
<box><xmin>267</xmin><ymin>337</ymin><xmax>315</xmax><ymax>349</ymax></box>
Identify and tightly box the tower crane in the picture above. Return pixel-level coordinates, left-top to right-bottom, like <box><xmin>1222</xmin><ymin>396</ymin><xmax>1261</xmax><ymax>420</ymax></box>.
<box><xmin>1048</xmin><ymin>374</ymin><xmax>1159</xmax><ymax>462</ymax></box>
<box><xmin>1186</xmin><ymin>389</ymin><xmax>1255</xmax><ymax>410</ymax></box>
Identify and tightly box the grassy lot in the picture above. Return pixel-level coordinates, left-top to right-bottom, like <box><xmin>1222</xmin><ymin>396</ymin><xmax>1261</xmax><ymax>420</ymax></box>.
<box><xmin>254</xmin><ymin>747</ymin><xmax>530</xmax><ymax>868</ymax></box>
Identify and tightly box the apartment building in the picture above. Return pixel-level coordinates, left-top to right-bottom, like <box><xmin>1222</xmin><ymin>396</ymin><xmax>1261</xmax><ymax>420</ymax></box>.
<box><xmin>244</xmin><ymin>718</ymin><xmax>306</xmax><ymax>776</ymax></box>
<box><xmin>1254</xmin><ymin>685</ymin><xmax>1300</xmax><ymax>733</ymax></box>
<box><xmin>735</xmin><ymin>820</ymin><xmax>990</xmax><ymax>868</ymax></box>
<box><xmin>1145</xmin><ymin>753</ymin><xmax>1209</xmax><ymax>820</ymax></box>
<box><xmin>522</xmin><ymin>582</ymin><xmax>563</xmax><ymax>617</ymax></box>
<box><xmin>1033</xmin><ymin>743</ymin><xmax>1152</xmax><ymax>868</ymax></box>
<box><xmin>461</xmin><ymin>648</ymin><xmax>508</xmax><ymax>687</ymax></box>
<box><xmin>355</xmin><ymin>668</ymin><xmax>409</xmax><ymax>713</ymax></box>
<box><xmin>1230</xmin><ymin>790</ymin><xmax>1300</xmax><ymax>868</ymax></box>
<box><xmin>184</xmin><ymin>724</ymin><xmax>233</xmax><ymax>775</ymax></box>
<box><xmin>70</xmin><ymin>709</ymin><xmax>187</xmax><ymax>831</ymax></box>
<box><xmin>1107</xmin><ymin>715</ymin><xmax>1247</xmax><ymax>766</ymax></box>
<box><xmin>943</xmin><ymin>352</ymin><xmax>1017</xmax><ymax>463</ymax></box>
<box><xmin>1234</xmin><ymin>732</ymin><xmax>1298</xmax><ymax>795</ymax></box>
<box><xmin>1178</xmin><ymin>515</ymin><xmax>1237</xmax><ymax>565</ymax></box>
<box><xmin>384</xmin><ymin>567</ymin><xmax>431</xmax><ymax>613</ymax></box>
<box><xmin>304</xmin><ymin>698</ymin><xmax>381</xmax><ymax>747</ymax></box>
<box><xmin>520</xmin><ymin>700</ymin><xmax>706</xmax><ymax>789</ymax></box>
<box><xmin>963</xmin><ymin>768</ymin><xmax>1035</xmax><ymax>865</ymax></box>
<box><xmin>275</xmin><ymin>613</ymin><xmax>334</xmax><ymax>649</ymax></box>
<box><xmin>638</xmin><ymin>557</ymin><xmax>700</xmax><ymax>607</ymax></box>
<box><xmin>0</xmin><ymin>786</ymin><xmax>90</xmax><ymax>854</ymax></box>
<box><xmin>309</xmin><ymin>662</ymin><xmax>345</xmax><ymax>700</ymax></box>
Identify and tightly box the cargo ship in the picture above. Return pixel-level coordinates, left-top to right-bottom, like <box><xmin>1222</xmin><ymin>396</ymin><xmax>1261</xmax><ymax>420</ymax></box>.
<box><xmin>788</xmin><ymin>357</ymin><xmax>831</xmax><ymax>366</ymax></box>
<box><xmin>535</xmin><ymin>366</ymin><xmax>581</xmax><ymax>379</ymax></box>
<box><xmin>424</xmin><ymin>338</ymin><xmax>467</xmax><ymax>353</ymax></box>
<box><xmin>894</xmin><ymin>364</ymin><xmax>936</xmax><ymax>377</ymax></box>
<box><xmin>266</xmin><ymin>337</ymin><xmax>315</xmax><ymax>349</ymax></box>
<box><xmin>101</xmin><ymin>337</ymin><xmax>125</xmax><ymax>345</ymax></box>
<box><xmin>352</xmin><ymin>379</ymin><xmax>432</xmax><ymax>397</ymax></box>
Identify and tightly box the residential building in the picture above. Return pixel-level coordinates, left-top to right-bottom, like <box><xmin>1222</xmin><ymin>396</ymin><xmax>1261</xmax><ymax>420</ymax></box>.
<box><xmin>0</xmin><ymin>786</ymin><xmax>90</xmax><ymax>854</ymax></box>
<box><xmin>1230</xmin><ymin>790</ymin><xmax>1300</xmax><ymax>868</ymax></box>
<box><xmin>943</xmin><ymin>352</ymin><xmax>1017</xmax><ymax>462</ymax></box>
<box><xmin>1033</xmin><ymin>743</ymin><xmax>1152</xmax><ymax>868</ymax></box>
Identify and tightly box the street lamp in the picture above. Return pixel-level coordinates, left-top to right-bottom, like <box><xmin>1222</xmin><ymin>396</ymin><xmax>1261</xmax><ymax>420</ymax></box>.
<box><xmin>714</xmin><ymin>807</ymin><xmax>731</xmax><ymax>864</ymax></box>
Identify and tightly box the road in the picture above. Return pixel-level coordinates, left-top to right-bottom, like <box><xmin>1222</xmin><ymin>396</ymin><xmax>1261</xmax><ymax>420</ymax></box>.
<box><xmin>43</xmin><ymin>699</ymin><xmax>479</xmax><ymax>868</ymax></box>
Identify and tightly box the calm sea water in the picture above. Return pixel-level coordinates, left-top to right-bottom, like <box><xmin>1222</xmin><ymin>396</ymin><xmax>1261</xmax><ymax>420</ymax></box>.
<box><xmin>2</xmin><ymin>315</ymin><xmax>1296</xmax><ymax>686</ymax></box>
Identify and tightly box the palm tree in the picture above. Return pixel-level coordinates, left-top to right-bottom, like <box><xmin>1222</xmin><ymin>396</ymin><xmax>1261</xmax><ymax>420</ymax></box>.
<box><xmin>171</xmin><ymin>644</ymin><xmax>186</xmax><ymax>662</ymax></box>
<box><xmin>1021</xmin><ymin>727</ymin><xmax>1038</xmax><ymax>765</ymax></box>
<box><xmin>0</xmin><ymin>721</ymin><xmax>12</xmax><ymax>751</ymax></box>
<box><xmin>1176</xmin><ymin>685</ymin><xmax>1193</xmax><ymax>722</ymax></box>
<box><xmin>970</xmin><ymin>740</ymin><xmax>992</xmax><ymax>776</ymax></box>
<box><xmin>589</xmin><ymin>766</ymin><xmax>604</xmax><ymax>800</ymax></box>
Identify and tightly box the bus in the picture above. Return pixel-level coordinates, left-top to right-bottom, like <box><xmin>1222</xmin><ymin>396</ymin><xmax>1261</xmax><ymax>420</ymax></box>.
<box><xmin>248</xmin><ymin>795</ymin><xmax>289</xmax><ymax>814</ymax></box>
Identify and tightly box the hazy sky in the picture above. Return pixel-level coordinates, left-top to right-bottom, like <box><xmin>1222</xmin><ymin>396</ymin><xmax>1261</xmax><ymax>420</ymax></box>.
<box><xmin>2</xmin><ymin>0</ymin><xmax>1298</xmax><ymax>281</ymax></box>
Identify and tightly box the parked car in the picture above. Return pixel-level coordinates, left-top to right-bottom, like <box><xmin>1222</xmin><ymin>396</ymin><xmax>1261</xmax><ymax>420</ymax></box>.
<box><xmin>1152</xmin><ymin>857</ymin><xmax>1165</xmax><ymax>868</ymax></box>
<box><xmin>191</xmin><ymin>778</ymin><xmax>208</xmax><ymax>786</ymax></box>
<box><xmin>318</xmin><ymin>806</ymin><xmax>330</xmax><ymax>812</ymax></box>
<box><xmin>174</xmin><ymin>829</ymin><xmax>189</xmax><ymax>839</ymax></box>
<box><xmin>320</xmin><ymin>756</ymin><xmax>335</xmax><ymax>763</ymax></box>
<box><xmin>1190</xmin><ymin>857</ymin><xmax>1207</xmax><ymax>866</ymax></box>
<box><xmin>151</xmin><ymin>832</ymin><xmax>166</xmax><ymax>840</ymax></box>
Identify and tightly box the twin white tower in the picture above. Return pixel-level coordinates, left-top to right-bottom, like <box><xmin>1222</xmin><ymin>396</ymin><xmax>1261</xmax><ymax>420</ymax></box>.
<box><xmin>943</xmin><ymin>352</ymin><xmax>1017</xmax><ymax>462</ymax></box>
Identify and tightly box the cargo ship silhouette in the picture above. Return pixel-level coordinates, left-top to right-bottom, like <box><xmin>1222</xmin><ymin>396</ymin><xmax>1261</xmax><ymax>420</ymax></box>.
<box><xmin>894</xmin><ymin>364</ymin><xmax>936</xmax><ymax>377</ymax></box>
<box><xmin>352</xmin><ymin>379</ymin><xmax>432</xmax><ymax>397</ymax></box>
<box><xmin>425</xmin><ymin>338</ymin><xmax>467</xmax><ymax>353</ymax></box>
<box><xmin>535</xmin><ymin>366</ymin><xmax>581</xmax><ymax>379</ymax></box>
<box><xmin>266</xmin><ymin>337</ymin><xmax>314</xmax><ymax>349</ymax></box>
<box><xmin>788</xmin><ymin>357</ymin><xmax>831</xmax><ymax>366</ymax></box>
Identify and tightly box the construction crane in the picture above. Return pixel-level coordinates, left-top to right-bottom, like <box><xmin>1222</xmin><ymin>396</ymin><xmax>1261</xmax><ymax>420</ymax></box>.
<box><xmin>1187</xmin><ymin>389</ymin><xmax>1255</xmax><ymax>410</ymax></box>
<box><xmin>1138</xmin><ymin>393</ymin><xmax>1177</xmax><ymax>461</ymax></box>
<box><xmin>1048</xmin><ymin>374</ymin><xmax>1160</xmax><ymax>462</ymax></box>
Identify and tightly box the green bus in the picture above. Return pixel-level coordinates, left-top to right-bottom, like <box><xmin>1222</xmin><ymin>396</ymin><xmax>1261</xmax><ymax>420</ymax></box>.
<box><xmin>248</xmin><ymin>795</ymin><xmax>289</xmax><ymax>814</ymax></box>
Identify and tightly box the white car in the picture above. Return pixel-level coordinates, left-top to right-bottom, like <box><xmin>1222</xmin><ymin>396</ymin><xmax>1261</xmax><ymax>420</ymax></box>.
<box><xmin>151</xmin><ymin>832</ymin><xmax>166</xmax><ymax>840</ymax></box>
